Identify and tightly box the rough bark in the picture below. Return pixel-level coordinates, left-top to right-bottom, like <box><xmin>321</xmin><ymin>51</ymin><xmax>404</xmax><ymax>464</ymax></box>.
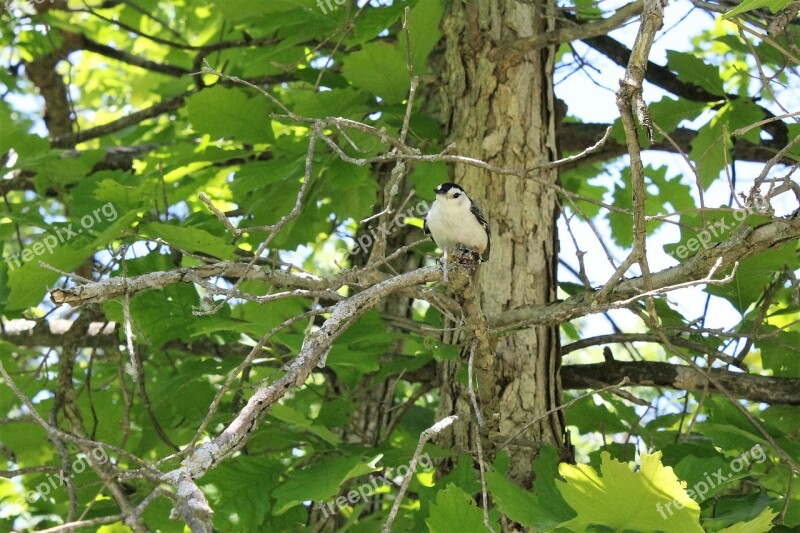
<box><xmin>437</xmin><ymin>0</ymin><xmax>567</xmax><ymax>487</ymax></box>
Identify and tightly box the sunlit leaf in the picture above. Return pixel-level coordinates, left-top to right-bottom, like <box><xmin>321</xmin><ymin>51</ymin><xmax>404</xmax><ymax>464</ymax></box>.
<box><xmin>556</xmin><ymin>451</ymin><xmax>703</xmax><ymax>532</ymax></box>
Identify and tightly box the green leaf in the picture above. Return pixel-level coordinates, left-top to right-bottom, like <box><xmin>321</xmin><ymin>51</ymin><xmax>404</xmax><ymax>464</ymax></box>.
<box><xmin>209</xmin><ymin>0</ymin><xmax>293</xmax><ymax>21</ymax></box>
<box><xmin>75</xmin><ymin>170</ymin><xmax>154</xmax><ymax>212</ymax></box>
<box><xmin>704</xmin><ymin>493</ymin><xmax>779</xmax><ymax>532</ymax></box>
<box><xmin>698</xmin><ymin>397</ymin><xmax>774</xmax><ymax>446</ymax></box>
<box><xmin>202</xmin><ymin>456</ymin><xmax>284</xmax><ymax>530</ymax></box>
<box><xmin>145</xmin><ymin>359</ymin><xmax>221</xmax><ymax>432</ymax></box>
<box><xmin>663</xmin><ymin>208</ymin><xmax>736</xmax><ymax>262</ymax></box>
<box><xmin>487</xmin><ymin>449</ymin><xmax>575</xmax><ymax>531</ymax></box>
<box><xmin>556</xmin><ymin>451</ymin><xmax>703</xmax><ymax>532</ymax></box>
<box><xmin>348</xmin><ymin>3</ymin><xmax>406</xmax><ymax>47</ymax></box>
<box><xmin>315</xmin><ymin>158</ymin><xmax>379</xmax><ymax>222</ymax></box>
<box><xmin>706</xmin><ymin>242</ymin><xmax>797</xmax><ymax>312</ymax></box>
<box><xmin>187</xmin><ymin>86</ymin><xmax>276</xmax><ymax>144</ymax></box>
<box><xmin>717</xmin><ymin>507</ymin><xmax>777</xmax><ymax>533</ymax></box>
<box><xmin>426</xmin><ymin>484</ymin><xmax>488</xmax><ymax>533</ymax></box>
<box><xmin>723</xmin><ymin>0</ymin><xmax>792</xmax><ymax>19</ymax></box>
<box><xmin>0</xmin><ymin>243</ymin><xmax>7</xmax><ymax>315</ymax></box>
<box><xmin>607</xmin><ymin>175</ymin><xmax>634</xmax><ymax>248</ymax></box>
<box><xmin>532</xmin><ymin>446</ymin><xmax>577</xmax><ymax>521</ymax></box>
<box><xmin>141</xmin><ymin>222</ymin><xmax>238</xmax><ymax>260</ymax></box>
<box><xmin>290</xmin><ymin>87</ymin><xmax>371</xmax><ymax>119</ymax></box>
<box><xmin>228</xmin><ymin>146</ymin><xmax>334</xmax><ymax>250</ymax></box>
<box><xmin>0</xmin><ymin>100</ymin><xmax>34</xmax><ymax>151</ymax></box>
<box><xmin>435</xmin><ymin>454</ymin><xmax>482</xmax><ymax>497</ymax></box>
<box><xmin>649</xmin><ymin>96</ymin><xmax>709</xmax><ymax>134</ymax></box>
<box><xmin>101</xmin><ymin>254</ymin><xmax>202</xmax><ymax>348</ymax></box>
<box><xmin>342</xmin><ymin>42</ymin><xmax>410</xmax><ymax>105</ymax></box>
<box><xmin>559</xmin><ymin>160</ymin><xmax>607</xmax><ymax>219</ymax></box>
<box><xmin>315</xmin><ymin>397</ymin><xmax>355</xmax><ymax>429</ymax></box>
<box><xmin>573</xmin><ymin>0</ymin><xmax>603</xmax><ymax>19</ymax></box>
<box><xmin>327</xmin><ymin>312</ymin><xmax>393</xmax><ymax>387</ymax></box>
<box><xmin>32</xmin><ymin>152</ymin><xmax>100</xmax><ymax>194</ymax></box>
<box><xmin>605</xmin><ymin>166</ymin><xmax>671</xmax><ymax>248</ymax></box>
<box><xmin>236</xmin><ymin>1</ymin><xmax>341</xmax><ymax>40</ymax></box>
<box><xmin>672</xmin><ymin>454</ymin><xmax>741</xmax><ymax>501</ymax></box>
<box><xmin>5</xmin><ymin>210</ymin><xmax>138</xmax><ymax>311</ymax></box>
<box><xmin>486</xmin><ymin>472</ymin><xmax>548</xmax><ymax>528</ymax></box>
<box><xmin>690</xmin><ymin>100</ymin><xmax>765</xmax><ymax>188</ymax></box>
<box><xmin>666</xmin><ymin>51</ymin><xmax>725</xmax><ymax>96</ymax></box>
<box><xmin>268</xmin><ymin>403</ymin><xmax>341</xmax><ymax>446</ymax></box>
<box><xmin>271</xmin><ymin>455</ymin><xmax>377</xmax><ymax>515</ymax></box>
<box><xmin>760</xmin><ymin>330</ymin><xmax>800</xmax><ymax>377</ymax></box>
<box><xmin>566</xmin><ymin>392</ymin><xmax>632</xmax><ymax>434</ymax></box>
<box><xmin>404</xmin><ymin>0</ymin><xmax>444</xmax><ymax>75</ymax></box>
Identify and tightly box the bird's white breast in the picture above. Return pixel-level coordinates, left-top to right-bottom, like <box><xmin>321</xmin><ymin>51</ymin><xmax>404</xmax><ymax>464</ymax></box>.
<box><xmin>426</xmin><ymin>199</ymin><xmax>488</xmax><ymax>252</ymax></box>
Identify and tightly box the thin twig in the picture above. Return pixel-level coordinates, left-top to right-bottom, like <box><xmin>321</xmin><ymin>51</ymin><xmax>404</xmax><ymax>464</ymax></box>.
<box><xmin>467</xmin><ymin>338</ymin><xmax>484</xmax><ymax>426</ymax></box>
<box><xmin>780</xmin><ymin>470</ymin><xmax>795</xmax><ymax>524</ymax></box>
<box><xmin>383</xmin><ymin>415</ymin><xmax>460</xmax><ymax>532</ymax></box>
<box><xmin>734</xmin><ymin>110</ymin><xmax>800</xmax><ymax>137</ymax></box>
<box><xmin>37</xmin><ymin>487</ymin><xmax>173</xmax><ymax>533</ymax></box>
<box><xmin>196</xmin><ymin>129</ymin><xmax>317</xmax><ymax>315</ymax></box>
<box><xmin>498</xmin><ymin>378</ymin><xmax>629</xmax><ymax>451</ymax></box>
<box><xmin>0</xmin><ymin>361</ymin><xmax>160</xmax><ymax>475</ymax></box>
<box><xmin>474</xmin><ymin>424</ymin><xmax>495</xmax><ymax>533</ymax></box>
<box><xmin>121</xmin><ymin>248</ymin><xmax>138</xmax><ymax>381</ymax></box>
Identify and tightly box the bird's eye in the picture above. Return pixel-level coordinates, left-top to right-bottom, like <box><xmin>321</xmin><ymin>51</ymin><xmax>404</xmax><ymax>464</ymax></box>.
<box><xmin>453</xmin><ymin>193</ymin><xmax>461</xmax><ymax>198</ymax></box>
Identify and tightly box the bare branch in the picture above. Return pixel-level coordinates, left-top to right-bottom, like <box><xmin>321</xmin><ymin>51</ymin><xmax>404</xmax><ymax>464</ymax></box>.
<box><xmin>492</xmin><ymin>216</ymin><xmax>800</xmax><ymax>329</ymax></box>
<box><xmin>562</xmin><ymin>361</ymin><xmax>800</xmax><ymax>405</ymax></box>
<box><xmin>81</xmin><ymin>36</ymin><xmax>190</xmax><ymax>76</ymax></box>
<box><xmin>383</xmin><ymin>415</ymin><xmax>460</xmax><ymax>532</ymax></box>
<box><xmin>507</xmin><ymin>1</ymin><xmax>643</xmax><ymax>51</ymax></box>
<box><xmin>36</xmin><ymin>487</ymin><xmax>173</xmax><ymax>533</ymax></box>
<box><xmin>51</xmin><ymin>92</ymin><xmax>193</xmax><ymax>148</ymax></box>
<box><xmin>164</xmin><ymin>266</ymin><xmax>440</xmax><ymax>479</ymax></box>
<box><xmin>562</xmin><ymin>332</ymin><xmax>746</xmax><ymax>368</ymax></box>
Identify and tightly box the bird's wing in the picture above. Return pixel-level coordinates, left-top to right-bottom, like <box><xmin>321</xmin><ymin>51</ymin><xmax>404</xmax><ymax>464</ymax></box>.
<box><xmin>423</xmin><ymin>216</ymin><xmax>431</xmax><ymax>238</ymax></box>
<box><xmin>470</xmin><ymin>202</ymin><xmax>491</xmax><ymax>260</ymax></box>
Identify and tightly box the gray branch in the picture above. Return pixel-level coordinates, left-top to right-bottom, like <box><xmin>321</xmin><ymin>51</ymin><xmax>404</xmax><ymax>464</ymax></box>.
<box><xmin>160</xmin><ymin>266</ymin><xmax>440</xmax><ymax>507</ymax></box>
<box><xmin>493</xmin><ymin>216</ymin><xmax>800</xmax><ymax>329</ymax></box>
<box><xmin>562</xmin><ymin>361</ymin><xmax>800</xmax><ymax>405</ymax></box>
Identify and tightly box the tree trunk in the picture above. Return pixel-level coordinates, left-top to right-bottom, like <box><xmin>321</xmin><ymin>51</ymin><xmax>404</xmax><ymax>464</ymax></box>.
<box><xmin>437</xmin><ymin>0</ymin><xmax>568</xmax><ymax>487</ymax></box>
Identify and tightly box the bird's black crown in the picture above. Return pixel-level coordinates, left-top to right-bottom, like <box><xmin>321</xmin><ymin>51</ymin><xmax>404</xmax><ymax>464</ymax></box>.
<box><xmin>434</xmin><ymin>182</ymin><xmax>465</xmax><ymax>195</ymax></box>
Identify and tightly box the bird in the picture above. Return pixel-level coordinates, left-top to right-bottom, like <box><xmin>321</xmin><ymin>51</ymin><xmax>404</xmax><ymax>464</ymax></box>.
<box><xmin>424</xmin><ymin>182</ymin><xmax>491</xmax><ymax>281</ymax></box>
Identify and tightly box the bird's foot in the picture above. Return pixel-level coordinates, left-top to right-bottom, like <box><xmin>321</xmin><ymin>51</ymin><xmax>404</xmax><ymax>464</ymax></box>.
<box><xmin>453</xmin><ymin>244</ymin><xmax>481</xmax><ymax>268</ymax></box>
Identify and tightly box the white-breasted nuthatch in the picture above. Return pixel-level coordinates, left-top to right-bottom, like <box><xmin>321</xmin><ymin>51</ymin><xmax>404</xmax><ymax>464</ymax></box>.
<box><xmin>424</xmin><ymin>182</ymin><xmax>491</xmax><ymax>280</ymax></box>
